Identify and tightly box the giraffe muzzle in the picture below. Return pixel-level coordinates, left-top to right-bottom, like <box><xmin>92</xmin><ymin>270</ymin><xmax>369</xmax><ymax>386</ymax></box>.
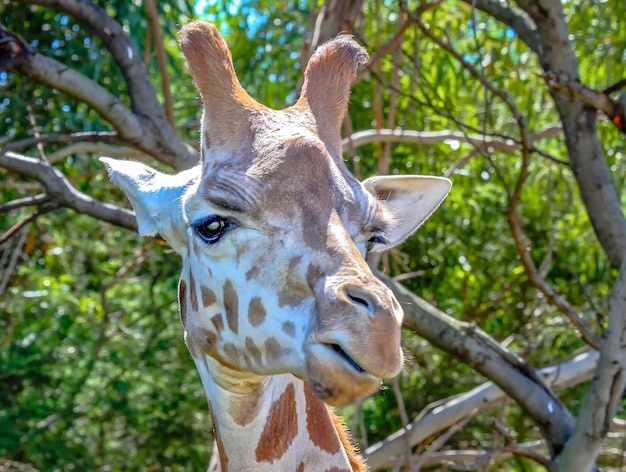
<box><xmin>305</xmin><ymin>341</ymin><xmax>383</xmax><ymax>407</ymax></box>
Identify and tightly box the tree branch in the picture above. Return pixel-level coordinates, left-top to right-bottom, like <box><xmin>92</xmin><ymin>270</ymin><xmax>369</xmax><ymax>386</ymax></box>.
<box><xmin>0</xmin><ymin>194</ymin><xmax>49</xmax><ymax>213</ymax></box>
<box><xmin>0</xmin><ymin>132</ymin><xmax>119</xmax><ymax>157</ymax></box>
<box><xmin>543</xmin><ymin>72</ymin><xmax>626</xmax><ymax>134</ymax></box>
<box><xmin>15</xmin><ymin>0</ymin><xmax>159</xmax><ymax>117</ymax></box>
<box><xmin>0</xmin><ymin>203</ymin><xmax>59</xmax><ymax>247</ymax></box>
<box><xmin>0</xmin><ymin>151</ymin><xmax>136</xmax><ymax>230</ymax></box>
<box><xmin>46</xmin><ymin>143</ymin><xmax>152</xmax><ymax>164</ymax></box>
<box><xmin>365</xmin><ymin>349</ymin><xmax>598</xmax><ymax>469</ymax></box>
<box><xmin>556</xmin><ymin>261</ymin><xmax>626</xmax><ymax>470</ymax></box>
<box><xmin>2</xmin><ymin>10</ymin><xmax>198</xmax><ymax>170</ymax></box>
<box><xmin>514</xmin><ymin>0</ymin><xmax>626</xmax><ymax>269</ymax></box>
<box><xmin>375</xmin><ymin>271</ymin><xmax>576</xmax><ymax>460</ymax></box>
<box><xmin>341</xmin><ymin>126</ymin><xmax>562</xmax><ymax>154</ymax></box>
<box><xmin>459</xmin><ymin>0</ymin><xmax>540</xmax><ymax>54</ymax></box>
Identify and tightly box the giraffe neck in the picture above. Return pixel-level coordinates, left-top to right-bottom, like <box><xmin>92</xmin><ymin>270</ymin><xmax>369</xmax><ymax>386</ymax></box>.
<box><xmin>194</xmin><ymin>354</ymin><xmax>367</xmax><ymax>471</ymax></box>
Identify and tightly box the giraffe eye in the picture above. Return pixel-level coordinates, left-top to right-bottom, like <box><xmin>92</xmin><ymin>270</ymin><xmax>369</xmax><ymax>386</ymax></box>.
<box><xmin>367</xmin><ymin>234</ymin><xmax>388</xmax><ymax>251</ymax></box>
<box><xmin>193</xmin><ymin>216</ymin><xmax>234</xmax><ymax>244</ymax></box>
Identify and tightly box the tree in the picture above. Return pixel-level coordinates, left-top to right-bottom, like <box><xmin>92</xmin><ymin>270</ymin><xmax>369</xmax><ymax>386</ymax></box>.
<box><xmin>1</xmin><ymin>0</ymin><xmax>625</xmax><ymax>470</ymax></box>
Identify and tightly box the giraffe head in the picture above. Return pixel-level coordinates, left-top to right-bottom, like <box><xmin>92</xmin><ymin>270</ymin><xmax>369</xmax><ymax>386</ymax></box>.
<box><xmin>101</xmin><ymin>22</ymin><xmax>450</xmax><ymax>407</ymax></box>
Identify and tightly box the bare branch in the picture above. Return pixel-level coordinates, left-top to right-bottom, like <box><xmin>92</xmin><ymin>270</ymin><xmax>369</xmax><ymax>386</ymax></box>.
<box><xmin>11</xmin><ymin>48</ymin><xmax>196</xmax><ymax>169</ymax></box>
<box><xmin>373</xmin><ymin>271</ymin><xmax>576</xmax><ymax>462</ymax></box>
<box><xmin>0</xmin><ymin>227</ymin><xmax>28</xmax><ymax>297</ymax></box>
<box><xmin>0</xmin><ymin>194</ymin><xmax>49</xmax><ymax>214</ymax></box>
<box><xmin>0</xmin><ymin>151</ymin><xmax>137</xmax><ymax>230</ymax></box>
<box><xmin>0</xmin><ymin>132</ymin><xmax>119</xmax><ymax>157</ymax></box>
<box><xmin>411</xmin><ymin>411</ymin><xmax>478</xmax><ymax>470</ymax></box>
<box><xmin>409</xmin><ymin>440</ymin><xmax>547</xmax><ymax>469</ymax></box>
<box><xmin>15</xmin><ymin>0</ymin><xmax>159</xmax><ymax>117</ymax></box>
<box><xmin>341</xmin><ymin>126</ymin><xmax>562</xmax><ymax>154</ymax></box>
<box><xmin>2</xmin><ymin>15</ymin><xmax>198</xmax><ymax>170</ymax></box>
<box><xmin>365</xmin><ymin>349</ymin><xmax>598</xmax><ymax>469</ymax></box>
<box><xmin>356</xmin><ymin>16</ymin><xmax>413</xmax><ymax>83</ymax></box>
<box><xmin>0</xmin><ymin>203</ymin><xmax>59</xmax><ymax>247</ymax></box>
<box><xmin>492</xmin><ymin>420</ymin><xmax>552</xmax><ymax>468</ymax></box>
<box><xmin>47</xmin><ymin>143</ymin><xmax>152</xmax><ymax>164</ymax></box>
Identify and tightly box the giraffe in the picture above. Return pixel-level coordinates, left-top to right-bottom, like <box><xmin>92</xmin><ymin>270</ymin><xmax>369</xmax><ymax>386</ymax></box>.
<box><xmin>101</xmin><ymin>21</ymin><xmax>450</xmax><ymax>471</ymax></box>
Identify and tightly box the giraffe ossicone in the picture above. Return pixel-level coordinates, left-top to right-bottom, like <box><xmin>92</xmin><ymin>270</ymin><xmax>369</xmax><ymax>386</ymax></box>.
<box><xmin>102</xmin><ymin>21</ymin><xmax>450</xmax><ymax>471</ymax></box>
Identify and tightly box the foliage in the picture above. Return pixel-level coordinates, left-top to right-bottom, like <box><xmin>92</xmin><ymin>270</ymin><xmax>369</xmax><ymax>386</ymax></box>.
<box><xmin>1</xmin><ymin>0</ymin><xmax>626</xmax><ymax>470</ymax></box>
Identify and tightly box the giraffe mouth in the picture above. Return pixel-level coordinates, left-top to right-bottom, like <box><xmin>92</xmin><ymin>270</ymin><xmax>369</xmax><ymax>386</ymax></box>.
<box><xmin>325</xmin><ymin>343</ymin><xmax>366</xmax><ymax>374</ymax></box>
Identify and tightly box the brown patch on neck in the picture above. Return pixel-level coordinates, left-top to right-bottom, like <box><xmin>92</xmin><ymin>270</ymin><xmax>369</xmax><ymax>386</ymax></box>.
<box><xmin>303</xmin><ymin>383</ymin><xmax>341</xmax><ymax>455</ymax></box>
<box><xmin>303</xmin><ymin>384</ymin><xmax>367</xmax><ymax>471</ymax></box>
<box><xmin>255</xmin><ymin>383</ymin><xmax>298</xmax><ymax>463</ymax></box>
<box><xmin>223</xmin><ymin>280</ymin><xmax>239</xmax><ymax>334</ymax></box>
<box><xmin>222</xmin><ymin>342</ymin><xmax>238</xmax><ymax>363</ymax></box>
<box><xmin>227</xmin><ymin>380</ymin><xmax>265</xmax><ymax>426</ymax></box>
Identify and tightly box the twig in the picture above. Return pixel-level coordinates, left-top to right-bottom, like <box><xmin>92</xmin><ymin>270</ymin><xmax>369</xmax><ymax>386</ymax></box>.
<box><xmin>47</xmin><ymin>142</ymin><xmax>151</xmax><ymax>164</ymax></box>
<box><xmin>355</xmin><ymin>14</ymin><xmax>414</xmax><ymax>83</ymax></box>
<box><xmin>0</xmin><ymin>227</ymin><xmax>28</xmax><ymax>297</ymax></box>
<box><xmin>414</xmin><ymin>440</ymin><xmax>547</xmax><ymax>469</ymax></box>
<box><xmin>412</xmin><ymin>411</ymin><xmax>479</xmax><ymax>470</ymax></box>
<box><xmin>391</xmin><ymin>375</ymin><xmax>411</xmax><ymax>468</ymax></box>
<box><xmin>0</xmin><ymin>204</ymin><xmax>59</xmax><ymax>247</ymax></box>
<box><xmin>26</xmin><ymin>103</ymin><xmax>49</xmax><ymax>162</ymax></box>
<box><xmin>0</xmin><ymin>131</ymin><xmax>119</xmax><ymax>158</ymax></box>
<box><xmin>602</xmin><ymin>78</ymin><xmax>626</xmax><ymax>96</ymax></box>
<box><xmin>393</xmin><ymin>270</ymin><xmax>426</xmax><ymax>282</ymax></box>
<box><xmin>509</xmin><ymin>212</ymin><xmax>600</xmax><ymax>349</ymax></box>
<box><xmin>341</xmin><ymin>126</ymin><xmax>563</xmax><ymax>154</ymax></box>
<box><xmin>568</xmin><ymin>268</ymin><xmax>604</xmax><ymax>330</ymax></box>
<box><xmin>0</xmin><ymin>151</ymin><xmax>137</xmax><ymax>231</ymax></box>
<box><xmin>0</xmin><ymin>194</ymin><xmax>49</xmax><ymax>214</ymax></box>
<box><xmin>144</xmin><ymin>0</ymin><xmax>178</xmax><ymax>132</ymax></box>
<box><xmin>492</xmin><ymin>420</ymin><xmax>552</xmax><ymax>468</ymax></box>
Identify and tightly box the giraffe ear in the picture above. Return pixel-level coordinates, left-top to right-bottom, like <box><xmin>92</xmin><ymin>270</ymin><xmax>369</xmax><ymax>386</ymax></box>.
<box><xmin>362</xmin><ymin>175</ymin><xmax>452</xmax><ymax>252</ymax></box>
<box><xmin>100</xmin><ymin>157</ymin><xmax>196</xmax><ymax>255</ymax></box>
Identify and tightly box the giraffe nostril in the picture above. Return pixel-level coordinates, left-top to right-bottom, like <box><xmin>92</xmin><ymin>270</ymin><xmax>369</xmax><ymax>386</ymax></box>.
<box><xmin>347</xmin><ymin>292</ymin><xmax>369</xmax><ymax>308</ymax></box>
<box><xmin>344</xmin><ymin>287</ymin><xmax>375</xmax><ymax>316</ymax></box>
